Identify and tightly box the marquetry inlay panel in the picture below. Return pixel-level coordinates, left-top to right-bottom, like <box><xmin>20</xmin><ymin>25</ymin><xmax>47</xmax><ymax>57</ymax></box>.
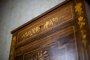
<box><xmin>9</xmin><ymin>0</ymin><xmax>90</xmax><ymax>60</ymax></box>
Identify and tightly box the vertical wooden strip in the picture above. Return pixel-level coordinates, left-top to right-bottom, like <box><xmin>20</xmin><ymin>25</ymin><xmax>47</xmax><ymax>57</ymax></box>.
<box><xmin>9</xmin><ymin>35</ymin><xmax>16</xmax><ymax>60</ymax></box>
<box><xmin>73</xmin><ymin>0</ymin><xmax>90</xmax><ymax>60</ymax></box>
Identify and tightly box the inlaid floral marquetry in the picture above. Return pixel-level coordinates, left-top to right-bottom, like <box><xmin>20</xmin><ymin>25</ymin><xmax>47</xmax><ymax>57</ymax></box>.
<box><xmin>75</xmin><ymin>2</ymin><xmax>87</xmax><ymax>47</ymax></box>
<box><xmin>15</xmin><ymin>2</ymin><xmax>74</xmax><ymax>43</ymax></box>
<box><xmin>9</xmin><ymin>0</ymin><xmax>90</xmax><ymax>60</ymax></box>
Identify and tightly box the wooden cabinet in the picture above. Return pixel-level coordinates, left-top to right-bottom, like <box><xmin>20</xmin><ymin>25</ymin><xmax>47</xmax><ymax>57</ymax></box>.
<box><xmin>9</xmin><ymin>0</ymin><xmax>90</xmax><ymax>60</ymax></box>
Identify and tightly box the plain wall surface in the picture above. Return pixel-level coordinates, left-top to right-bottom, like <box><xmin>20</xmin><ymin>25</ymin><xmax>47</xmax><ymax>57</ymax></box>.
<box><xmin>0</xmin><ymin>0</ymin><xmax>65</xmax><ymax>60</ymax></box>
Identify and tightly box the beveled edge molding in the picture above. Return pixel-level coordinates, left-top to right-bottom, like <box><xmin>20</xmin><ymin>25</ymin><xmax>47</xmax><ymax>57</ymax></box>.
<box><xmin>11</xmin><ymin>0</ymin><xmax>70</xmax><ymax>34</ymax></box>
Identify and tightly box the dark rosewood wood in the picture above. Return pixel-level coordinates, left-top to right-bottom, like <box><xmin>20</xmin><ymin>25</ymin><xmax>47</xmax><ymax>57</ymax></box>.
<box><xmin>9</xmin><ymin>0</ymin><xmax>90</xmax><ymax>60</ymax></box>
